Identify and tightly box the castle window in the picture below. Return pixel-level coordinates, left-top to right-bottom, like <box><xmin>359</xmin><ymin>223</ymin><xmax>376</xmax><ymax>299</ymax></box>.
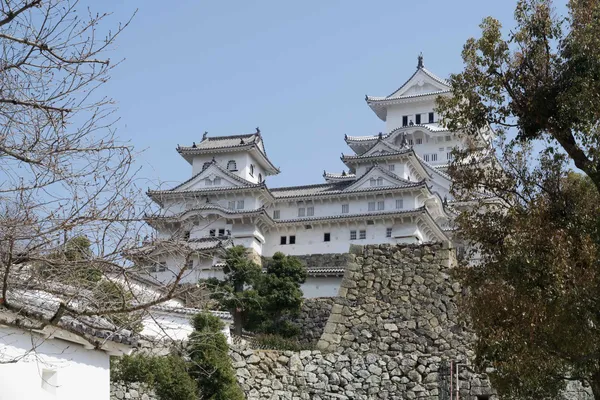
<box><xmin>280</xmin><ymin>236</ymin><xmax>287</xmax><ymax>245</ymax></box>
<box><xmin>228</xmin><ymin>201</ymin><xmax>236</xmax><ymax>209</ymax></box>
<box><xmin>431</xmin><ymin>153</ymin><xmax>438</xmax><ymax>161</ymax></box>
<box><xmin>402</xmin><ymin>116</ymin><xmax>408</xmax><ymax>126</ymax></box>
<box><xmin>359</xmin><ymin>230</ymin><xmax>366</xmax><ymax>240</ymax></box>
<box><xmin>213</xmin><ymin>177</ymin><xmax>221</xmax><ymax>185</ymax></box>
<box><xmin>424</xmin><ymin>154</ymin><xmax>430</xmax><ymax>162</ymax></box>
<box><xmin>439</xmin><ymin>147</ymin><xmax>444</xmax><ymax>152</ymax></box>
<box><xmin>445</xmin><ymin>135</ymin><xmax>451</xmax><ymax>141</ymax></box>
<box><xmin>447</xmin><ymin>152</ymin><xmax>454</xmax><ymax>161</ymax></box>
<box><xmin>273</xmin><ymin>210</ymin><xmax>280</xmax><ymax>219</ymax></box>
<box><xmin>396</xmin><ymin>199</ymin><xmax>404</xmax><ymax>209</ymax></box>
<box><xmin>388</xmin><ymin>164</ymin><xmax>395</xmax><ymax>172</ymax></box>
<box><xmin>324</xmin><ymin>233</ymin><xmax>331</xmax><ymax>242</ymax></box>
<box><xmin>386</xmin><ymin>228</ymin><xmax>392</xmax><ymax>238</ymax></box>
<box><xmin>429</xmin><ymin>112</ymin><xmax>434</xmax><ymax>123</ymax></box>
<box><xmin>289</xmin><ymin>235</ymin><xmax>296</xmax><ymax>245</ymax></box>
<box><xmin>298</xmin><ymin>207</ymin><xmax>306</xmax><ymax>217</ymax></box>
<box><xmin>377</xmin><ymin>201</ymin><xmax>385</xmax><ymax>211</ymax></box>
<box><xmin>227</xmin><ymin>160</ymin><xmax>237</xmax><ymax>171</ymax></box>
<box><xmin>186</xmin><ymin>259</ymin><xmax>194</xmax><ymax>269</ymax></box>
<box><xmin>209</xmin><ymin>229</ymin><xmax>216</xmax><ymax>237</ymax></box>
<box><xmin>376</xmin><ymin>177</ymin><xmax>383</xmax><ymax>186</ymax></box>
<box><xmin>368</xmin><ymin>202</ymin><xmax>376</xmax><ymax>211</ymax></box>
<box><xmin>250</xmin><ymin>164</ymin><xmax>255</xmax><ymax>176</ymax></box>
<box><xmin>236</xmin><ymin>200</ymin><xmax>244</xmax><ymax>209</ymax></box>
<box><xmin>409</xmin><ymin>139</ymin><xmax>414</xmax><ymax>146</ymax></box>
<box><xmin>415</xmin><ymin>114</ymin><xmax>421</xmax><ymax>125</ymax></box>
<box><xmin>259</xmin><ymin>173</ymin><xmax>263</xmax><ymax>182</ymax></box>
<box><xmin>183</xmin><ymin>230</ymin><xmax>190</xmax><ymax>240</ymax></box>
<box><xmin>307</xmin><ymin>206</ymin><xmax>314</xmax><ymax>216</ymax></box>
<box><xmin>341</xmin><ymin>204</ymin><xmax>349</xmax><ymax>214</ymax></box>
<box><xmin>416</xmin><ymin>138</ymin><xmax>423</xmax><ymax>145</ymax></box>
<box><xmin>205</xmin><ymin>178</ymin><xmax>212</xmax><ymax>186</ymax></box>
<box><xmin>369</xmin><ymin>178</ymin><xmax>376</xmax><ymax>187</ymax></box>
<box><xmin>218</xmin><ymin>229</ymin><xmax>225</xmax><ymax>237</ymax></box>
<box><xmin>202</xmin><ymin>162</ymin><xmax>211</xmax><ymax>171</ymax></box>
<box><xmin>350</xmin><ymin>230</ymin><xmax>357</xmax><ymax>240</ymax></box>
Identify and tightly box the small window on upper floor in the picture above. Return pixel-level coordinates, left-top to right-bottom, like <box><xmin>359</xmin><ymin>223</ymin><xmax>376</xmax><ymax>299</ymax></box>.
<box><xmin>307</xmin><ymin>206</ymin><xmax>314</xmax><ymax>217</ymax></box>
<box><xmin>273</xmin><ymin>210</ymin><xmax>280</xmax><ymax>219</ymax></box>
<box><xmin>218</xmin><ymin>228</ymin><xmax>225</xmax><ymax>237</ymax></box>
<box><xmin>445</xmin><ymin>135</ymin><xmax>451</xmax><ymax>142</ymax></box>
<box><xmin>368</xmin><ymin>202</ymin><xmax>376</xmax><ymax>211</ymax></box>
<box><xmin>259</xmin><ymin>173</ymin><xmax>263</xmax><ymax>182</ymax></box>
<box><xmin>298</xmin><ymin>207</ymin><xmax>306</xmax><ymax>217</ymax></box>
<box><xmin>408</xmin><ymin>139</ymin><xmax>414</xmax><ymax>146</ymax></box>
<box><xmin>324</xmin><ymin>233</ymin><xmax>331</xmax><ymax>242</ymax></box>
<box><xmin>213</xmin><ymin>177</ymin><xmax>221</xmax><ymax>185</ymax></box>
<box><xmin>386</xmin><ymin>228</ymin><xmax>392</xmax><ymax>238</ymax></box>
<box><xmin>289</xmin><ymin>235</ymin><xmax>296</xmax><ymax>244</ymax></box>
<box><xmin>424</xmin><ymin>154</ymin><xmax>430</xmax><ymax>162</ymax></box>
<box><xmin>341</xmin><ymin>204</ymin><xmax>349</xmax><ymax>214</ymax></box>
<box><xmin>416</xmin><ymin>138</ymin><xmax>423</xmax><ymax>145</ymax></box>
<box><xmin>429</xmin><ymin>112</ymin><xmax>434</xmax><ymax>123</ymax></box>
<box><xmin>415</xmin><ymin>114</ymin><xmax>421</xmax><ymax>125</ymax></box>
<box><xmin>280</xmin><ymin>236</ymin><xmax>287</xmax><ymax>245</ymax></box>
<box><xmin>236</xmin><ymin>200</ymin><xmax>244</xmax><ymax>209</ymax></box>
<box><xmin>431</xmin><ymin>153</ymin><xmax>438</xmax><ymax>162</ymax></box>
<box><xmin>359</xmin><ymin>230</ymin><xmax>367</xmax><ymax>239</ymax></box>
<box><xmin>396</xmin><ymin>199</ymin><xmax>404</xmax><ymax>209</ymax></box>
<box><xmin>250</xmin><ymin>164</ymin><xmax>255</xmax><ymax>176</ymax></box>
<box><xmin>209</xmin><ymin>229</ymin><xmax>216</xmax><ymax>237</ymax></box>
<box><xmin>388</xmin><ymin>164</ymin><xmax>395</xmax><ymax>172</ymax></box>
<box><xmin>370</xmin><ymin>178</ymin><xmax>376</xmax><ymax>187</ymax></box>
<box><xmin>377</xmin><ymin>200</ymin><xmax>385</xmax><ymax>210</ymax></box>
<box><xmin>228</xmin><ymin>201</ymin><xmax>236</xmax><ymax>209</ymax></box>
<box><xmin>376</xmin><ymin>177</ymin><xmax>384</xmax><ymax>186</ymax></box>
<box><xmin>185</xmin><ymin>259</ymin><xmax>194</xmax><ymax>269</ymax></box>
<box><xmin>205</xmin><ymin>178</ymin><xmax>212</xmax><ymax>186</ymax></box>
<box><xmin>402</xmin><ymin>116</ymin><xmax>408</xmax><ymax>127</ymax></box>
<box><xmin>350</xmin><ymin>230</ymin><xmax>357</xmax><ymax>240</ymax></box>
<box><xmin>227</xmin><ymin>160</ymin><xmax>237</xmax><ymax>171</ymax></box>
<box><xmin>447</xmin><ymin>152</ymin><xmax>454</xmax><ymax>161</ymax></box>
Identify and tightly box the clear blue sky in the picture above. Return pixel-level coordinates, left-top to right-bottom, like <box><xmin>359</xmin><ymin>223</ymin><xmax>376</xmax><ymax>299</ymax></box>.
<box><xmin>99</xmin><ymin>0</ymin><xmax>568</xmax><ymax>189</ymax></box>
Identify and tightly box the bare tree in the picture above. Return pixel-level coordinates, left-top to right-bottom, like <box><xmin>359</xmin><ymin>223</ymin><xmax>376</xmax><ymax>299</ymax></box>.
<box><xmin>0</xmin><ymin>0</ymin><xmax>201</xmax><ymax>358</ymax></box>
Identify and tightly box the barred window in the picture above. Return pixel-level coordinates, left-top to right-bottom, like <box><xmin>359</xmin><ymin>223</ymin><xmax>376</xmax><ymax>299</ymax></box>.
<box><xmin>307</xmin><ymin>206</ymin><xmax>314</xmax><ymax>216</ymax></box>
<box><xmin>396</xmin><ymin>199</ymin><xmax>404</xmax><ymax>209</ymax></box>
<box><xmin>377</xmin><ymin>201</ymin><xmax>385</xmax><ymax>210</ymax></box>
<box><xmin>273</xmin><ymin>210</ymin><xmax>280</xmax><ymax>219</ymax></box>
<box><xmin>359</xmin><ymin>230</ymin><xmax>366</xmax><ymax>240</ymax></box>
<box><xmin>350</xmin><ymin>230</ymin><xmax>357</xmax><ymax>240</ymax></box>
<box><xmin>341</xmin><ymin>204</ymin><xmax>349</xmax><ymax>214</ymax></box>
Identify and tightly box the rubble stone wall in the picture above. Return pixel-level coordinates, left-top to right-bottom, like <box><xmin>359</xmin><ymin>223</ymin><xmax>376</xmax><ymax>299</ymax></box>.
<box><xmin>289</xmin><ymin>297</ymin><xmax>336</xmax><ymax>345</ymax></box>
<box><xmin>233</xmin><ymin>243</ymin><xmax>496</xmax><ymax>400</ymax></box>
<box><xmin>110</xmin><ymin>381</ymin><xmax>158</xmax><ymax>400</ymax></box>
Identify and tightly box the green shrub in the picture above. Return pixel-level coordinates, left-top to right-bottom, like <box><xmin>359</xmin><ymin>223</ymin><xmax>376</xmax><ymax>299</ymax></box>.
<box><xmin>253</xmin><ymin>334</ymin><xmax>313</xmax><ymax>351</ymax></box>
<box><xmin>188</xmin><ymin>313</ymin><xmax>244</xmax><ymax>400</ymax></box>
<box><xmin>111</xmin><ymin>354</ymin><xmax>197</xmax><ymax>400</ymax></box>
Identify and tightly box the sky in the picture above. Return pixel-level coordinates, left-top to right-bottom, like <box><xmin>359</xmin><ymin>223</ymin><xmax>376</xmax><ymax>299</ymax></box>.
<box><xmin>97</xmin><ymin>0</ymin><xmax>569</xmax><ymax>190</ymax></box>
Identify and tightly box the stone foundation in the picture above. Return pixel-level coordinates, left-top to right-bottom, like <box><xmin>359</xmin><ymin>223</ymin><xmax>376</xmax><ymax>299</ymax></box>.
<box><xmin>289</xmin><ymin>297</ymin><xmax>335</xmax><ymax>345</ymax></box>
<box><xmin>110</xmin><ymin>381</ymin><xmax>158</xmax><ymax>400</ymax></box>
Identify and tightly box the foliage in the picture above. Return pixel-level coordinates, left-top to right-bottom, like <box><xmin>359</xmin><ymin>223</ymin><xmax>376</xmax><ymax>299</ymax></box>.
<box><xmin>187</xmin><ymin>313</ymin><xmax>244</xmax><ymax>400</ymax></box>
<box><xmin>436</xmin><ymin>1</ymin><xmax>600</xmax><ymax>398</ymax></box>
<box><xmin>253</xmin><ymin>334</ymin><xmax>312</xmax><ymax>352</ymax></box>
<box><xmin>245</xmin><ymin>252</ymin><xmax>307</xmax><ymax>337</ymax></box>
<box><xmin>203</xmin><ymin>248</ymin><xmax>307</xmax><ymax>337</ymax></box>
<box><xmin>111</xmin><ymin>353</ymin><xmax>198</xmax><ymax>400</ymax></box>
<box><xmin>93</xmin><ymin>280</ymin><xmax>143</xmax><ymax>333</ymax></box>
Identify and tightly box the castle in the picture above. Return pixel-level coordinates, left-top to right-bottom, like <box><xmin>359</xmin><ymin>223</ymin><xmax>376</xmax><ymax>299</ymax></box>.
<box><xmin>139</xmin><ymin>56</ymin><xmax>487</xmax><ymax>297</ymax></box>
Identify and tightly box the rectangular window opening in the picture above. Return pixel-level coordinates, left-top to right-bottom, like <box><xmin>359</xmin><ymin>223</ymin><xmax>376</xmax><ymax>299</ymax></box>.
<box><xmin>377</xmin><ymin>201</ymin><xmax>385</xmax><ymax>211</ymax></box>
<box><xmin>368</xmin><ymin>202</ymin><xmax>376</xmax><ymax>211</ymax></box>
<box><xmin>402</xmin><ymin>116</ymin><xmax>408</xmax><ymax>126</ymax></box>
<box><xmin>350</xmin><ymin>230</ymin><xmax>357</xmax><ymax>240</ymax></box>
<box><xmin>280</xmin><ymin>236</ymin><xmax>287</xmax><ymax>245</ymax></box>
<box><xmin>236</xmin><ymin>200</ymin><xmax>244</xmax><ymax>209</ymax></box>
<box><xmin>298</xmin><ymin>207</ymin><xmax>306</xmax><ymax>217</ymax></box>
<box><xmin>209</xmin><ymin>229</ymin><xmax>216</xmax><ymax>237</ymax></box>
<box><xmin>289</xmin><ymin>235</ymin><xmax>296</xmax><ymax>245</ymax></box>
<box><xmin>359</xmin><ymin>230</ymin><xmax>366</xmax><ymax>240</ymax></box>
<box><xmin>273</xmin><ymin>210</ymin><xmax>280</xmax><ymax>219</ymax></box>
<box><xmin>396</xmin><ymin>199</ymin><xmax>404</xmax><ymax>209</ymax></box>
<box><xmin>307</xmin><ymin>206</ymin><xmax>314</xmax><ymax>216</ymax></box>
<box><xmin>428</xmin><ymin>112</ymin><xmax>434</xmax><ymax>123</ymax></box>
<box><xmin>388</xmin><ymin>164</ymin><xmax>395</xmax><ymax>171</ymax></box>
<box><xmin>415</xmin><ymin>114</ymin><xmax>421</xmax><ymax>124</ymax></box>
<box><xmin>324</xmin><ymin>233</ymin><xmax>331</xmax><ymax>242</ymax></box>
<box><xmin>341</xmin><ymin>204</ymin><xmax>349</xmax><ymax>214</ymax></box>
<box><xmin>218</xmin><ymin>229</ymin><xmax>225</xmax><ymax>237</ymax></box>
<box><xmin>386</xmin><ymin>228</ymin><xmax>392</xmax><ymax>238</ymax></box>
<box><xmin>228</xmin><ymin>201</ymin><xmax>236</xmax><ymax>210</ymax></box>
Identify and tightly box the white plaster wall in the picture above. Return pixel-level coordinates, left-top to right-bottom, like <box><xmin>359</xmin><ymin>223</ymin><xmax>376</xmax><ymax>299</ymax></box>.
<box><xmin>262</xmin><ymin>222</ymin><xmax>425</xmax><ymax>256</ymax></box>
<box><xmin>268</xmin><ymin>192</ymin><xmax>420</xmax><ymax>222</ymax></box>
<box><xmin>301</xmin><ymin>277</ymin><xmax>342</xmax><ymax>298</ymax></box>
<box><xmin>141</xmin><ymin>311</ymin><xmax>232</xmax><ymax>344</ymax></box>
<box><xmin>385</xmin><ymin>101</ymin><xmax>437</xmax><ymax>132</ymax></box>
<box><xmin>0</xmin><ymin>326</ymin><xmax>110</xmax><ymax>400</ymax></box>
<box><xmin>146</xmin><ymin>254</ymin><xmax>224</xmax><ymax>285</ymax></box>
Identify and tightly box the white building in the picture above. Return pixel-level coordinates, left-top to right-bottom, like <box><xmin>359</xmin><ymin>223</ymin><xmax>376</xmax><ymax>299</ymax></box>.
<box><xmin>0</xmin><ymin>310</ymin><xmax>133</xmax><ymax>400</ymax></box>
<box><xmin>142</xmin><ymin>56</ymin><xmax>470</xmax><ymax>297</ymax></box>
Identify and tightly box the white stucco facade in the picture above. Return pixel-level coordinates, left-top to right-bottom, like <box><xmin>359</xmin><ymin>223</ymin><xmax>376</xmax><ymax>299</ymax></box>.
<box><xmin>138</xmin><ymin>57</ymin><xmax>486</xmax><ymax>297</ymax></box>
<box><xmin>0</xmin><ymin>324</ymin><xmax>131</xmax><ymax>400</ymax></box>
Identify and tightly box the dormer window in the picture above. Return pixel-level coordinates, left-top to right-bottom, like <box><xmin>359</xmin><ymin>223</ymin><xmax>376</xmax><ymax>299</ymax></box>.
<box><xmin>376</xmin><ymin>177</ymin><xmax>383</xmax><ymax>186</ymax></box>
<box><xmin>227</xmin><ymin>160</ymin><xmax>237</xmax><ymax>171</ymax></box>
<box><xmin>213</xmin><ymin>177</ymin><xmax>221</xmax><ymax>185</ymax></box>
<box><xmin>205</xmin><ymin>178</ymin><xmax>212</xmax><ymax>186</ymax></box>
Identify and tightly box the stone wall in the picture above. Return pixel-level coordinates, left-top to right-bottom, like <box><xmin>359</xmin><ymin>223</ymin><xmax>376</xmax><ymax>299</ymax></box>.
<box><xmin>233</xmin><ymin>243</ymin><xmax>496</xmax><ymax>400</ymax></box>
<box><xmin>290</xmin><ymin>297</ymin><xmax>335</xmax><ymax>345</ymax></box>
<box><xmin>111</xmin><ymin>381</ymin><xmax>158</xmax><ymax>400</ymax></box>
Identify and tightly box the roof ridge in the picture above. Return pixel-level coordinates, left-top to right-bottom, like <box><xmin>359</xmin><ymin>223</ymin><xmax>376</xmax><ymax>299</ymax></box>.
<box><xmin>206</xmin><ymin>133</ymin><xmax>256</xmax><ymax>141</ymax></box>
<box><xmin>270</xmin><ymin>182</ymin><xmax>341</xmax><ymax>192</ymax></box>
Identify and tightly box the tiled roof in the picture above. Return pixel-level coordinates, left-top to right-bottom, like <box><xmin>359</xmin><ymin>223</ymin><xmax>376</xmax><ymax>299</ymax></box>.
<box><xmin>383</xmin><ymin>66</ymin><xmax>450</xmax><ymax>99</ymax></box>
<box><xmin>150</xmin><ymin>305</ymin><xmax>232</xmax><ymax>320</ymax></box>
<box><xmin>341</xmin><ymin>148</ymin><xmax>413</xmax><ymax>161</ymax></box>
<box><xmin>146</xmin><ymin>204</ymin><xmax>267</xmax><ymax>222</ymax></box>
<box><xmin>323</xmin><ymin>171</ymin><xmax>356</xmax><ymax>181</ymax></box>
<box><xmin>414</xmin><ymin>155</ymin><xmax>452</xmax><ymax>180</ymax></box>
<box><xmin>367</xmin><ymin>89</ymin><xmax>451</xmax><ymax>102</ymax></box>
<box><xmin>271</xmin><ymin>179</ymin><xmax>425</xmax><ymax>200</ymax></box>
<box><xmin>178</xmin><ymin>133</ymin><xmax>261</xmax><ymax>153</ymax></box>
<box><xmin>345</xmin><ymin>124</ymin><xmax>449</xmax><ymax>143</ymax></box>
<box><xmin>275</xmin><ymin>207</ymin><xmax>427</xmax><ymax>225</ymax></box>
<box><xmin>306</xmin><ymin>267</ymin><xmax>345</xmax><ymax>277</ymax></box>
<box><xmin>171</xmin><ymin>160</ymin><xmax>255</xmax><ymax>191</ymax></box>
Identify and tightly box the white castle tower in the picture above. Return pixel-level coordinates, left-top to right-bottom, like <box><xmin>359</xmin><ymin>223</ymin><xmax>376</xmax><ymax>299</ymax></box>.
<box><xmin>138</xmin><ymin>56</ymin><xmax>469</xmax><ymax>297</ymax></box>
